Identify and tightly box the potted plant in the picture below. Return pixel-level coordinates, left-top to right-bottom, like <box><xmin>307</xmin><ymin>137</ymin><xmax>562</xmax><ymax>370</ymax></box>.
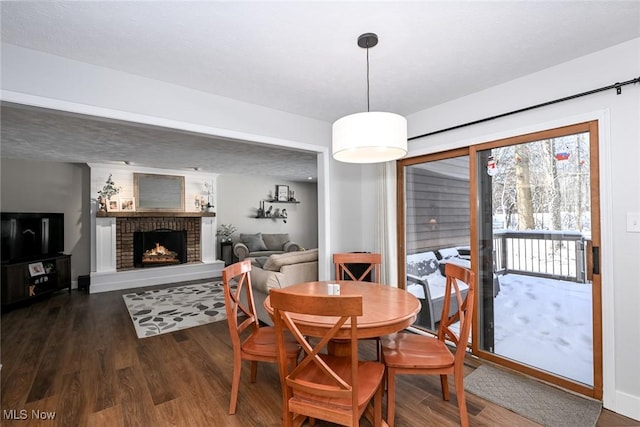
<box><xmin>217</xmin><ymin>224</ymin><xmax>237</xmax><ymax>243</ymax></box>
<box><xmin>97</xmin><ymin>174</ymin><xmax>121</xmax><ymax>212</ymax></box>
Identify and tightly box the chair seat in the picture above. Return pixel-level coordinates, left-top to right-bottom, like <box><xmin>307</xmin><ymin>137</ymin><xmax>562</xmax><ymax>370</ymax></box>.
<box><xmin>292</xmin><ymin>355</ymin><xmax>385</xmax><ymax>411</ymax></box>
<box><xmin>243</xmin><ymin>326</ymin><xmax>299</xmax><ymax>358</ymax></box>
<box><xmin>381</xmin><ymin>332</ymin><xmax>454</xmax><ymax>369</ymax></box>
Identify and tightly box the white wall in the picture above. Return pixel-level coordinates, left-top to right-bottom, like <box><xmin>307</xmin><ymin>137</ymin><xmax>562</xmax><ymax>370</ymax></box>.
<box><xmin>0</xmin><ymin>159</ymin><xmax>91</xmax><ymax>285</ymax></box>
<box><xmin>405</xmin><ymin>38</ymin><xmax>640</xmax><ymax>420</ymax></box>
<box><xmin>329</xmin><ymin>160</ymin><xmax>368</xmax><ymax>253</ymax></box>
<box><xmin>217</xmin><ymin>174</ymin><xmax>318</xmax><ymax>250</ymax></box>
<box><xmin>0</xmin><ymin>43</ymin><xmax>330</xmax><ymax>148</ymax></box>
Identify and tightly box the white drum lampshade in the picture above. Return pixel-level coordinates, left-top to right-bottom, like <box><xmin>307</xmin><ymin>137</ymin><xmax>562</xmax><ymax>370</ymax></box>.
<box><xmin>332</xmin><ymin>111</ymin><xmax>407</xmax><ymax>163</ymax></box>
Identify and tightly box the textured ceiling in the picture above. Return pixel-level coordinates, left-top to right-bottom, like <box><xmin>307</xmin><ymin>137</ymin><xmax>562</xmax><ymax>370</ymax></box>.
<box><xmin>1</xmin><ymin>1</ymin><xmax>639</xmax><ymax>179</ymax></box>
<box><xmin>0</xmin><ymin>103</ymin><xmax>319</xmax><ymax>181</ymax></box>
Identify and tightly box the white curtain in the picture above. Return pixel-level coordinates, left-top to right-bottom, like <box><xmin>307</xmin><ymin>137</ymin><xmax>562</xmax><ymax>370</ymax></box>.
<box><xmin>375</xmin><ymin>161</ymin><xmax>399</xmax><ymax>286</ymax></box>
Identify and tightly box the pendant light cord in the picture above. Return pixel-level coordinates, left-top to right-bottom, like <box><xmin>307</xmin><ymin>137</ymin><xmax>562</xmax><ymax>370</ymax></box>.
<box><xmin>366</xmin><ymin>41</ymin><xmax>371</xmax><ymax>112</ymax></box>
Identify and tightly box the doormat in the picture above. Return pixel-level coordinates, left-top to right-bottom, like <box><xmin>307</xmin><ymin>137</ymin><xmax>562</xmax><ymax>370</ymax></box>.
<box><xmin>464</xmin><ymin>364</ymin><xmax>601</xmax><ymax>427</ymax></box>
<box><xmin>122</xmin><ymin>282</ymin><xmax>226</xmax><ymax>338</ymax></box>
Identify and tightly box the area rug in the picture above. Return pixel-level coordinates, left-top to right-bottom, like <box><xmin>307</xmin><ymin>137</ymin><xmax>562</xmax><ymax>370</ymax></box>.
<box><xmin>122</xmin><ymin>282</ymin><xmax>226</xmax><ymax>338</ymax></box>
<box><xmin>465</xmin><ymin>364</ymin><xmax>601</xmax><ymax>427</ymax></box>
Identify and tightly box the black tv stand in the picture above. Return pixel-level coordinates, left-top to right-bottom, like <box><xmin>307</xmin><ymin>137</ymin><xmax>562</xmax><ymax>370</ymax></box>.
<box><xmin>1</xmin><ymin>254</ymin><xmax>71</xmax><ymax>307</ymax></box>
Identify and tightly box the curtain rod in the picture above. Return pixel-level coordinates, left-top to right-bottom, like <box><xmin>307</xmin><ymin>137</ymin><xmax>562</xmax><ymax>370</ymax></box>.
<box><xmin>408</xmin><ymin>76</ymin><xmax>640</xmax><ymax>141</ymax></box>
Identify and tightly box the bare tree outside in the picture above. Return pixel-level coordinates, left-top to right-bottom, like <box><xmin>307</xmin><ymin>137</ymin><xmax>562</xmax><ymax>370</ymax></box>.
<box><xmin>514</xmin><ymin>144</ymin><xmax>535</xmax><ymax>230</ymax></box>
<box><xmin>490</xmin><ymin>132</ymin><xmax>590</xmax><ymax>233</ymax></box>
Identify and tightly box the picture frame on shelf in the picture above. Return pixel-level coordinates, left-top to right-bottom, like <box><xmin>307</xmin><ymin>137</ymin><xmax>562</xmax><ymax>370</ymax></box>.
<box><xmin>276</xmin><ymin>185</ymin><xmax>289</xmax><ymax>202</ymax></box>
<box><xmin>107</xmin><ymin>197</ymin><xmax>120</xmax><ymax>212</ymax></box>
<box><xmin>120</xmin><ymin>197</ymin><xmax>135</xmax><ymax>212</ymax></box>
<box><xmin>28</xmin><ymin>262</ymin><xmax>45</xmax><ymax>276</ymax></box>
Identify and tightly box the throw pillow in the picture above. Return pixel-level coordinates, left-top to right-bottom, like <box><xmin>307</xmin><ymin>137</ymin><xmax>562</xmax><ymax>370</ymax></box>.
<box><xmin>240</xmin><ymin>233</ymin><xmax>268</xmax><ymax>252</ymax></box>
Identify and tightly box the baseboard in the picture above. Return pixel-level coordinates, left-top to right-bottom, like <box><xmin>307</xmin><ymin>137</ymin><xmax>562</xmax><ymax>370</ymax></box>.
<box><xmin>610</xmin><ymin>390</ymin><xmax>640</xmax><ymax>422</ymax></box>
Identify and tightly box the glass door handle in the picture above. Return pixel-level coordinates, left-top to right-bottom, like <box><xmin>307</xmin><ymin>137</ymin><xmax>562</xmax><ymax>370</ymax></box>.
<box><xmin>586</xmin><ymin>240</ymin><xmax>600</xmax><ymax>279</ymax></box>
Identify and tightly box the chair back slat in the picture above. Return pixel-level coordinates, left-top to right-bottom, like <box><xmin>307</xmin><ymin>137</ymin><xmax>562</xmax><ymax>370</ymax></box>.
<box><xmin>222</xmin><ymin>260</ymin><xmax>260</xmax><ymax>347</ymax></box>
<box><xmin>271</xmin><ymin>289</ymin><xmax>364</xmax><ymax>424</ymax></box>
<box><xmin>439</xmin><ymin>263</ymin><xmax>476</xmax><ymax>365</ymax></box>
<box><xmin>333</xmin><ymin>252</ymin><xmax>382</xmax><ymax>283</ymax></box>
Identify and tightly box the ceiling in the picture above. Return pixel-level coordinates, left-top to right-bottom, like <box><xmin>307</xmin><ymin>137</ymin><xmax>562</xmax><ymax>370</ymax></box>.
<box><xmin>0</xmin><ymin>102</ymin><xmax>319</xmax><ymax>181</ymax></box>
<box><xmin>1</xmin><ymin>1</ymin><xmax>639</xmax><ymax>181</ymax></box>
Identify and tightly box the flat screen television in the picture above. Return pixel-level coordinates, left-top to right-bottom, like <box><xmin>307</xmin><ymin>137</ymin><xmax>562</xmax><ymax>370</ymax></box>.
<box><xmin>1</xmin><ymin>212</ymin><xmax>65</xmax><ymax>263</ymax></box>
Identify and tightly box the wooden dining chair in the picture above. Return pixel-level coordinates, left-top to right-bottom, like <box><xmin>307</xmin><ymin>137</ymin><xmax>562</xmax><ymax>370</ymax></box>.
<box><xmin>333</xmin><ymin>252</ymin><xmax>382</xmax><ymax>283</ymax></box>
<box><xmin>381</xmin><ymin>263</ymin><xmax>476</xmax><ymax>427</ymax></box>
<box><xmin>270</xmin><ymin>289</ymin><xmax>385</xmax><ymax>427</ymax></box>
<box><xmin>334</xmin><ymin>252</ymin><xmax>383</xmax><ymax>360</ymax></box>
<box><xmin>222</xmin><ymin>260</ymin><xmax>300</xmax><ymax>415</ymax></box>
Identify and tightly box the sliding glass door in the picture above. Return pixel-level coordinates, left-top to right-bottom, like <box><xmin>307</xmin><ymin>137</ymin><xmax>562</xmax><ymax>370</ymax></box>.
<box><xmin>398</xmin><ymin>149</ymin><xmax>470</xmax><ymax>333</ymax></box>
<box><xmin>398</xmin><ymin>121</ymin><xmax>602</xmax><ymax>399</ymax></box>
<box><xmin>471</xmin><ymin>122</ymin><xmax>602</xmax><ymax>398</ymax></box>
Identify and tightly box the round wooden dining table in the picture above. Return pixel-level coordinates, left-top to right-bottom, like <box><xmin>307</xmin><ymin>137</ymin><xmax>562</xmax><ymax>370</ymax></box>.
<box><xmin>263</xmin><ymin>280</ymin><xmax>421</xmax><ymax>341</ymax></box>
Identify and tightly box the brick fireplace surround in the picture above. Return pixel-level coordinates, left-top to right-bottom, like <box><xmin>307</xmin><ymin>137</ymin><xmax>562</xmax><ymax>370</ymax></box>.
<box><xmin>116</xmin><ymin>216</ymin><xmax>201</xmax><ymax>270</ymax></box>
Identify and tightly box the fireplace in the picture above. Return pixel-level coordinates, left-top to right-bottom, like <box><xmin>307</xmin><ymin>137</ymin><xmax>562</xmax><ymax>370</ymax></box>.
<box><xmin>92</xmin><ymin>213</ymin><xmax>219</xmax><ymax>293</ymax></box>
<box><xmin>133</xmin><ymin>229</ymin><xmax>187</xmax><ymax>268</ymax></box>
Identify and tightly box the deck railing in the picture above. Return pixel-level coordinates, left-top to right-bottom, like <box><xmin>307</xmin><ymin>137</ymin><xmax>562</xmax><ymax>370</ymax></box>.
<box><xmin>493</xmin><ymin>230</ymin><xmax>587</xmax><ymax>283</ymax></box>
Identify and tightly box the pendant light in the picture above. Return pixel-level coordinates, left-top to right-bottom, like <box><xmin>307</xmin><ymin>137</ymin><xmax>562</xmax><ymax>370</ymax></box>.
<box><xmin>332</xmin><ymin>33</ymin><xmax>407</xmax><ymax>163</ymax></box>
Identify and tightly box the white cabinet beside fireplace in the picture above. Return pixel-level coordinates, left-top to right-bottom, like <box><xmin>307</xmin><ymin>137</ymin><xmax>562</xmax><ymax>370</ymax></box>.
<box><xmin>201</xmin><ymin>216</ymin><xmax>216</xmax><ymax>263</ymax></box>
<box><xmin>96</xmin><ymin>217</ymin><xmax>117</xmax><ymax>272</ymax></box>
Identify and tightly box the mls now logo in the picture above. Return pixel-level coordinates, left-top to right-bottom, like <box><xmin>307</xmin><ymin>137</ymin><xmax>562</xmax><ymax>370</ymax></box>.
<box><xmin>3</xmin><ymin>409</ymin><xmax>56</xmax><ymax>420</ymax></box>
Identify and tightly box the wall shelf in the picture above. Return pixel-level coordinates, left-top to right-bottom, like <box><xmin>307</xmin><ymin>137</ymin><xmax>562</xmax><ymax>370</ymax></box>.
<box><xmin>254</xmin><ymin>190</ymin><xmax>300</xmax><ymax>222</ymax></box>
<box><xmin>256</xmin><ymin>201</ymin><xmax>294</xmax><ymax>222</ymax></box>
<box><xmin>264</xmin><ymin>199</ymin><xmax>300</xmax><ymax>204</ymax></box>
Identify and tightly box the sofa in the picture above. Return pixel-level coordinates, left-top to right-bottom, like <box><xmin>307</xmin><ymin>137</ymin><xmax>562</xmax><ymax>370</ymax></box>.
<box><xmin>247</xmin><ymin>248</ymin><xmax>318</xmax><ymax>325</ymax></box>
<box><xmin>233</xmin><ymin>232</ymin><xmax>300</xmax><ymax>261</ymax></box>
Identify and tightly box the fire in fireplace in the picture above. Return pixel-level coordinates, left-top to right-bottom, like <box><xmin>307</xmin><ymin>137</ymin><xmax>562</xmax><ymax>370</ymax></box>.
<box><xmin>142</xmin><ymin>242</ymin><xmax>179</xmax><ymax>265</ymax></box>
<box><xmin>133</xmin><ymin>229</ymin><xmax>187</xmax><ymax>268</ymax></box>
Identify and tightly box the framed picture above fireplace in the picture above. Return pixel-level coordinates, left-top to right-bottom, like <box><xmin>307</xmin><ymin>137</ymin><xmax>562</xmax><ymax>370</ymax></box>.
<box><xmin>134</xmin><ymin>173</ymin><xmax>185</xmax><ymax>212</ymax></box>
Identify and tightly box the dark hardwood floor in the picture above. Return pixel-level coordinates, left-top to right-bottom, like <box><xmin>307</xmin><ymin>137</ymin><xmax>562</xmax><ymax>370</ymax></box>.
<box><xmin>1</xmin><ymin>285</ymin><xmax>638</xmax><ymax>426</ymax></box>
